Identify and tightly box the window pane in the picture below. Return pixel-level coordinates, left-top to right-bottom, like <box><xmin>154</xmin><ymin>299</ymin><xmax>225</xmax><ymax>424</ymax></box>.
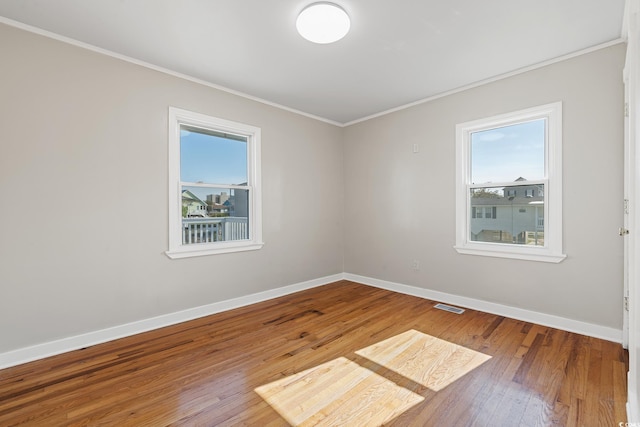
<box><xmin>181</xmin><ymin>185</ymin><xmax>249</xmax><ymax>245</ymax></box>
<box><xmin>180</xmin><ymin>125</ymin><xmax>248</xmax><ymax>185</ymax></box>
<box><xmin>470</xmin><ymin>185</ymin><xmax>544</xmax><ymax>246</ymax></box>
<box><xmin>470</xmin><ymin>119</ymin><xmax>545</xmax><ymax>184</ymax></box>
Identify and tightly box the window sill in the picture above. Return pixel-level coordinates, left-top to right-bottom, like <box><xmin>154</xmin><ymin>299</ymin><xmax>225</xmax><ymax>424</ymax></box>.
<box><xmin>166</xmin><ymin>241</ymin><xmax>264</xmax><ymax>259</ymax></box>
<box><xmin>454</xmin><ymin>245</ymin><xmax>566</xmax><ymax>263</ymax></box>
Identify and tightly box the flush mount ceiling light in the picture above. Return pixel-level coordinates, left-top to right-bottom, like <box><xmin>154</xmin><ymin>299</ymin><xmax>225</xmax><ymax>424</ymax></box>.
<box><xmin>296</xmin><ymin>2</ymin><xmax>351</xmax><ymax>44</ymax></box>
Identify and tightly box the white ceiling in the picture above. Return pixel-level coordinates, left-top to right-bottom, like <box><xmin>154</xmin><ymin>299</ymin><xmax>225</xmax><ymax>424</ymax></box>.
<box><xmin>0</xmin><ymin>0</ymin><xmax>627</xmax><ymax>125</ymax></box>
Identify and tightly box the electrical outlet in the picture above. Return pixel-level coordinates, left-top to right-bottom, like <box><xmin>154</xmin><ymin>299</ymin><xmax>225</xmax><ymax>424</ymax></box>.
<box><xmin>411</xmin><ymin>260</ymin><xmax>420</xmax><ymax>270</ymax></box>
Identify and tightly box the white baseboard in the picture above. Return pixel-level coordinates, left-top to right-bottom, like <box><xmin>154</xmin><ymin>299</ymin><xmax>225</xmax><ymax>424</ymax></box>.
<box><xmin>344</xmin><ymin>273</ymin><xmax>623</xmax><ymax>344</ymax></box>
<box><xmin>0</xmin><ymin>273</ymin><xmax>344</xmax><ymax>370</ymax></box>
<box><xmin>0</xmin><ymin>271</ymin><xmax>624</xmax><ymax>370</ymax></box>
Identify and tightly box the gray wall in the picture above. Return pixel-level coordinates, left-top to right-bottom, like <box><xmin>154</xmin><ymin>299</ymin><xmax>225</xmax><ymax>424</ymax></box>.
<box><xmin>0</xmin><ymin>23</ymin><xmax>344</xmax><ymax>353</ymax></box>
<box><xmin>0</xmin><ymin>21</ymin><xmax>626</xmax><ymax>356</ymax></box>
<box><xmin>343</xmin><ymin>43</ymin><xmax>626</xmax><ymax>330</ymax></box>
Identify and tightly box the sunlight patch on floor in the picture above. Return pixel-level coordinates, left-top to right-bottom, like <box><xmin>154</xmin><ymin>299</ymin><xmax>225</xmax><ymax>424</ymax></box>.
<box><xmin>255</xmin><ymin>329</ymin><xmax>491</xmax><ymax>425</ymax></box>
<box><xmin>356</xmin><ymin>329</ymin><xmax>491</xmax><ymax>391</ymax></box>
<box><xmin>255</xmin><ymin>357</ymin><xmax>424</xmax><ymax>426</ymax></box>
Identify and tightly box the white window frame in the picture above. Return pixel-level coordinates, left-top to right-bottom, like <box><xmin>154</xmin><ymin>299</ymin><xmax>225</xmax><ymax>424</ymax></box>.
<box><xmin>166</xmin><ymin>107</ymin><xmax>263</xmax><ymax>259</ymax></box>
<box><xmin>454</xmin><ymin>102</ymin><xmax>566</xmax><ymax>263</ymax></box>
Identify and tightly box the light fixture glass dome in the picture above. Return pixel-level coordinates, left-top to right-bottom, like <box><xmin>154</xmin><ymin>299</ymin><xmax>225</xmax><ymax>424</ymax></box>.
<box><xmin>296</xmin><ymin>2</ymin><xmax>350</xmax><ymax>44</ymax></box>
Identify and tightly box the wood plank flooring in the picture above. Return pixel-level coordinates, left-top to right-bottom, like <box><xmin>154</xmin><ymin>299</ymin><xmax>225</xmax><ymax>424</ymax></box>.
<box><xmin>0</xmin><ymin>280</ymin><xmax>629</xmax><ymax>426</ymax></box>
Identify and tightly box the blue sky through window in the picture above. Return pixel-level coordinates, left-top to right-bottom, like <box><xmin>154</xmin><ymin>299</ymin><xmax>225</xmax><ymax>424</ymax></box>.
<box><xmin>180</xmin><ymin>129</ymin><xmax>248</xmax><ymax>201</ymax></box>
<box><xmin>471</xmin><ymin>119</ymin><xmax>545</xmax><ymax>184</ymax></box>
<box><xmin>180</xmin><ymin>129</ymin><xmax>247</xmax><ymax>184</ymax></box>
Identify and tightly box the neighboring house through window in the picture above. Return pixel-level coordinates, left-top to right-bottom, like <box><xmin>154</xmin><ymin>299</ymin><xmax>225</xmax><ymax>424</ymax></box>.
<box><xmin>166</xmin><ymin>107</ymin><xmax>263</xmax><ymax>259</ymax></box>
<box><xmin>455</xmin><ymin>102</ymin><xmax>565</xmax><ymax>262</ymax></box>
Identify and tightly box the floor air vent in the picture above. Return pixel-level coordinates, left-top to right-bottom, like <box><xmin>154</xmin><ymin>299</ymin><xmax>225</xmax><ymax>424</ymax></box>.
<box><xmin>434</xmin><ymin>303</ymin><xmax>465</xmax><ymax>314</ymax></box>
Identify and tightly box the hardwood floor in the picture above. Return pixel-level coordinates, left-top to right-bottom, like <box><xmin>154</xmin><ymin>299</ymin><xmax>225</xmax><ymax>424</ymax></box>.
<box><xmin>0</xmin><ymin>280</ymin><xmax>629</xmax><ymax>426</ymax></box>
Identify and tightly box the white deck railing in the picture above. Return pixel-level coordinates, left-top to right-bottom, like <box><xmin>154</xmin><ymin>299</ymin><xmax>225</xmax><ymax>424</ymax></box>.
<box><xmin>182</xmin><ymin>217</ymin><xmax>248</xmax><ymax>244</ymax></box>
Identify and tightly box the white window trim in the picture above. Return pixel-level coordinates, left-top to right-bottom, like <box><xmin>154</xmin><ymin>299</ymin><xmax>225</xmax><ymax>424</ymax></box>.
<box><xmin>166</xmin><ymin>107</ymin><xmax>263</xmax><ymax>259</ymax></box>
<box><xmin>454</xmin><ymin>102</ymin><xmax>566</xmax><ymax>263</ymax></box>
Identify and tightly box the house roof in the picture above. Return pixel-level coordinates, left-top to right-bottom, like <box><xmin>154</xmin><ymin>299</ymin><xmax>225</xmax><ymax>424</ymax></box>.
<box><xmin>181</xmin><ymin>190</ymin><xmax>206</xmax><ymax>205</ymax></box>
<box><xmin>209</xmin><ymin>203</ymin><xmax>228</xmax><ymax>210</ymax></box>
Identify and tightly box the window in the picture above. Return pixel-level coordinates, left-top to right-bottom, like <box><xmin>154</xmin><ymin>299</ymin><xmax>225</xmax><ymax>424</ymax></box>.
<box><xmin>166</xmin><ymin>107</ymin><xmax>263</xmax><ymax>259</ymax></box>
<box><xmin>472</xmin><ymin>206</ymin><xmax>497</xmax><ymax>219</ymax></box>
<box><xmin>455</xmin><ymin>102</ymin><xmax>565</xmax><ymax>263</ymax></box>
